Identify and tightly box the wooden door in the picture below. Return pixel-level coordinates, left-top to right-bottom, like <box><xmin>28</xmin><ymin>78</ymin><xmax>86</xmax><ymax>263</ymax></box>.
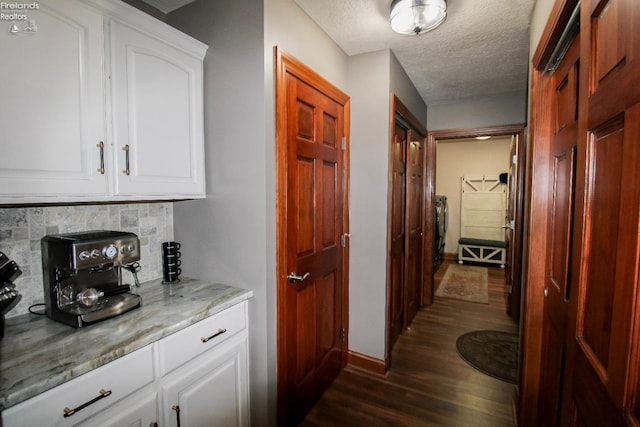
<box><xmin>389</xmin><ymin>122</ymin><xmax>407</xmax><ymax>347</ymax></box>
<box><xmin>539</xmin><ymin>36</ymin><xmax>580</xmax><ymax>426</ymax></box>
<box><xmin>275</xmin><ymin>49</ymin><xmax>350</xmax><ymax>426</ymax></box>
<box><xmin>504</xmin><ymin>137</ymin><xmax>516</xmax><ymax>311</ymax></box>
<box><xmin>564</xmin><ymin>0</ymin><xmax>640</xmax><ymax>424</ymax></box>
<box><xmin>504</xmin><ymin>132</ymin><xmax>525</xmax><ymax>323</ymax></box>
<box><xmin>404</xmin><ymin>134</ymin><xmax>425</xmax><ymax>328</ymax></box>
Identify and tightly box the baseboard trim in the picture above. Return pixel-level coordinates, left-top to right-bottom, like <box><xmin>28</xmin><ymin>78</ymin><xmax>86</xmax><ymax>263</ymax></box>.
<box><xmin>346</xmin><ymin>350</ymin><xmax>388</xmax><ymax>377</ymax></box>
<box><xmin>443</xmin><ymin>252</ymin><xmax>458</xmax><ymax>261</ymax></box>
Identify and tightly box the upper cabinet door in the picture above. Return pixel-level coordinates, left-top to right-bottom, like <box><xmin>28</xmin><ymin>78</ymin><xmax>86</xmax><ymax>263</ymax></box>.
<box><xmin>0</xmin><ymin>0</ymin><xmax>108</xmax><ymax>201</ymax></box>
<box><xmin>109</xmin><ymin>19</ymin><xmax>205</xmax><ymax>198</ymax></box>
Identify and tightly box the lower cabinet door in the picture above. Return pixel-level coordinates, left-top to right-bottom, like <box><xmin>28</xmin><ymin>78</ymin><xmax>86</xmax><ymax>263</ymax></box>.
<box><xmin>161</xmin><ymin>334</ymin><xmax>249</xmax><ymax>427</ymax></box>
<box><xmin>77</xmin><ymin>389</ymin><xmax>158</xmax><ymax>427</ymax></box>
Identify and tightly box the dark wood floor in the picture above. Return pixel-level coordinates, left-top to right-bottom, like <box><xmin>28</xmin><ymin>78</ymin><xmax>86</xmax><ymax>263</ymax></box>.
<box><xmin>300</xmin><ymin>259</ymin><xmax>519</xmax><ymax>427</ymax></box>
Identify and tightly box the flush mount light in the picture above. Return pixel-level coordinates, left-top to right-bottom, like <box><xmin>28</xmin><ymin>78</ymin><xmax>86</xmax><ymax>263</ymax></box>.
<box><xmin>475</xmin><ymin>136</ymin><xmax>491</xmax><ymax>140</ymax></box>
<box><xmin>390</xmin><ymin>0</ymin><xmax>447</xmax><ymax>36</ymax></box>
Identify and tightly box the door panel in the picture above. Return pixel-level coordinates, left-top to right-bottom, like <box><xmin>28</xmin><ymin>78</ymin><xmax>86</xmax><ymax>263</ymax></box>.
<box><xmin>581</xmin><ymin>121</ymin><xmax>623</xmax><ymax>373</ymax></box>
<box><xmin>568</xmin><ymin>0</ymin><xmax>640</xmax><ymax>424</ymax></box>
<box><xmin>573</xmin><ymin>109</ymin><xmax>640</xmax><ymax>423</ymax></box>
<box><xmin>404</xmin><ymin>137</ymin><xmax>425</xmax><ymax>328</ymax></box>
<box><xmin>389</xmin><ymin>123</ymin><xmax>407</xmax><ymax>347</ymax></box>
<box><xmin>276</xmin><ymin>49</ymin><xmax>349</xmax><ymax>426</ymax></box>
<box><xmin>592</xmin><ymin>0</ymin><xmax>624</xmax><ymax>90</ymax></box>
<box><xmin>539</xmin><ymin>36</ymin><xmax>579</xmax><ymax>426</ymax></box>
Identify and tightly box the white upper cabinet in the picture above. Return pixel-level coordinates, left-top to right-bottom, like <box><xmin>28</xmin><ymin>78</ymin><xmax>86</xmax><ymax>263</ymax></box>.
<box><xmin>0</xmin><ymin>0</ymin><xmax>108</xmax><ymax>200</ymax></box>
<box><xmin>108</xmin><ymin>17</ymin><xmax>205</xmax><ymax>197</ymax></box>
<box><xmin>0</xmin><ymin>0</ymin><xmax>207</xmax><ymax>204</ymax></box>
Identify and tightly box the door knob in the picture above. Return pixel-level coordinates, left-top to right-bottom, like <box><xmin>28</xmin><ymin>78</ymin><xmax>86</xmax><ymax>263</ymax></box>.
<box><xmin>287</xmin><ymin>272</ymin><xmax>310</xmax><ymax>283</ymax></box>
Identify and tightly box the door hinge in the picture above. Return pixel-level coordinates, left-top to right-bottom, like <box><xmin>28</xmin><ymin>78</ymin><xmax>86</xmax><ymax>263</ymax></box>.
<box><xmin>507</xmin><ymin>285</ymin><xmax>513</xmax><ymax>294</ymax></box>
<box><xmin>512</xmin><ymin>154</ymin><xmax>518</xmax><ymax>164</ymax></box>
<box><xmin>341</xmin><ymin>137</ymin><xmax>347</xmax><ymax>150</ymax></box>
<box><xmin>339</xmin><ymin>327</ymin><xmax>346</xmax><ymax>340</ymax></box>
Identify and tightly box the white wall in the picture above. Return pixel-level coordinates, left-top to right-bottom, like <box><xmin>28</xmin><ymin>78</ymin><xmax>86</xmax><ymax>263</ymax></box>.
<box><xmin>348</xmin><ymin>50</ymin><xmax>391</xmax><ymax>360</ymax></box>
<box><xmin>167</xmin><ymin>1</ymin><xmax>270</xmax><ymax>425</ymax></box>
<box><xmin>427</xmin><ymin>91</ymin><xmax>526</xmax><ymax>130</ymax></box>
<box><xmin>170</xmin><ymin>1</ymin><xmax>351</xmax><ymax>426</ymax></box>
<box><xmin>435</xmin><ymin>137</ymin><xmax>511</xmax><ymax>253</ymax></box>
<box><xmin>389</xmin><ymin>51</ymin><xmax>428</xmax><ymax>125</ymax></box>
<box><xmin>348</xmin><ymin>49</ymin><xmax>427</xmax><ymax>360</ymax></box>
<box><xmin>530</xmin><ymin>0</ymin><xmax>556</xmax><ymax>57</ymax></box>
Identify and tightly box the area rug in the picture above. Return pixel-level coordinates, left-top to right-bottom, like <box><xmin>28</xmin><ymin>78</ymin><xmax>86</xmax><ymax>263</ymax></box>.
<box><xmin>435</xmin><ymin>264</ymin><xmax>489</xmax><ymax>303</ymax></box>
<box><xmin>456</xmin><ymin>330</ymin><xmax>518</xmax><ymax>384</ymax></box>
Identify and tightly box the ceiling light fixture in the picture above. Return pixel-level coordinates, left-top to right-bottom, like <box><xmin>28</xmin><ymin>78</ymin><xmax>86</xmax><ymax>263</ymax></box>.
<box><xmin>390</xmin><ymin>0</ymin><xmax>447</xmax><ymax>36</ymax></box>
<box><xmin>475</xmin><ymin>136</ymin><xmax>491</xmax><ymax>140</ymax></box>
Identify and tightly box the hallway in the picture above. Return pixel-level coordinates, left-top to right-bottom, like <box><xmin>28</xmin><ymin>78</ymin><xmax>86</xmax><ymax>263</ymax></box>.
<box><xmin>300</xmin><ymin>260</ymin><xmax>518</xmax><ymax>426</ymax></box>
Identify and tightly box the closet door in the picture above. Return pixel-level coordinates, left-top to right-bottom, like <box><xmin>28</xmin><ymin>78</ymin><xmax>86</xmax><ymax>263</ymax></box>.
<box><xmin>388</xmin><ymin>122</ymin><xmax>407</xmax><ymax>348</ymax></box>
<box><xmin>565</xmin><ymin>0</ymin><xmax>640</xmax><ymax>424</ymax></box>
<box><xmin>539</xmin><ymin>35</ymin><xmax>579</xmax><ymax>427</ymax></box>
<box><xmin>404</xmin><ymin>133</ymin><xmax>425</xmax><ymax>328</ymax></box>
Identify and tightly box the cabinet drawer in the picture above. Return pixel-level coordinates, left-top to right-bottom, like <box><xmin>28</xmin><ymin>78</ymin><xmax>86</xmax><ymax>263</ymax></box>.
<box><xmin>2</xmin><ymin>345</ymin><xmax>154</xmax><ymax>427</ymax></box>
<box><xmin>158</xmin><ymin>301</ymin><xmax>247</xmax><ymax>376</ymax></box>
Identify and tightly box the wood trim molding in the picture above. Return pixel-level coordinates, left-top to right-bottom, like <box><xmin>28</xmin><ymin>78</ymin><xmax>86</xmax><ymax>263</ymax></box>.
<box><xmin>393</xmin><ymin>95</ymin><xmax>427</xmax><ymax>136</ymax></box>
<box><xmin>442</xmin><ymin>252</ymin><xmax>458</xmax><ymax>261</ymax></box>
<box><xmin>517</xmin><ymin>56</ymin><xmax>554</xmax><ymax>427</ymax></box>
<box><xmin>532</xmin><ymin>0</ymin><xmax>580</xmax><ymax>71</ymax></box>
<box><xmin>347</xmin><ymin>350</ymin><xmax>388</xmax><ymax>377</ymax></box>
<box><xmin>429</xmin><ymin>123</ymin><xmax>526</xmax><ymax>141</ymax></box>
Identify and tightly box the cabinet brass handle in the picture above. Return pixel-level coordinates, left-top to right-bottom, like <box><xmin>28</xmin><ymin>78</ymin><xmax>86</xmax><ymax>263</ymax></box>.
<box><xmin>172</xmin><ymin>404</ymin><xmax>181</xmax><ymax>427</ymax></box>
<box><xmin>200</xmin><ymin>328</ymin><xmax>227</xmax><ymax>343</ymax></box>
<box><xmin>63</xmin><ymin>389</ymin><xmax>112</xmax><ymax>418</ymax></box>
<box><xmin>97</xmin><ymin>141</ymin><xmax>105</xmax><ymax>174</ymax></box>
<box><xmin>122</xmin><ymin>144</ymin><xmax>130</xmax><ymax>175</ymax></box>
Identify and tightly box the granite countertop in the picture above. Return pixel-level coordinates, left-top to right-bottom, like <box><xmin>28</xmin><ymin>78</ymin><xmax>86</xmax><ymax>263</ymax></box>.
<box><xmin>0</xmin><ymin>278</ymin><xmax>253</xmax><ymax>411</ymax></box>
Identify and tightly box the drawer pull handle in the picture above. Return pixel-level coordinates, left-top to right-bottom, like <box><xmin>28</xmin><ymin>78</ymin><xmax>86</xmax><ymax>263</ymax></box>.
<box><xmin>63</xmin><ymin>389</ymin><xmax>112</xmax><ymax>418</ymax></box>
<box><xmin>201</xmin><ymin>328</ymin><xmax>227</xmax><ymax>343</ymax></box>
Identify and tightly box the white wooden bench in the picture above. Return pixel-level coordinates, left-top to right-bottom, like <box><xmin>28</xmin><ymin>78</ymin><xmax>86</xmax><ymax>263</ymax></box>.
<box><xmin>458</xmin><ymin>237</ymin><xmax>506</xmax><ymax>268</ymax></box>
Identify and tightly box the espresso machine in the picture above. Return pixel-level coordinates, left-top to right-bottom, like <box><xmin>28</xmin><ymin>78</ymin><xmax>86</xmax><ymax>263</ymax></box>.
<box><xmin>41</xmin><ymin>231</ymin><xmax>142</xmax><ymax>328</ymax></box>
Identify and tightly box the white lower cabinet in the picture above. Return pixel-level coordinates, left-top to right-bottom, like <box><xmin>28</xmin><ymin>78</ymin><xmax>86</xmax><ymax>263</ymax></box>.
<box><xmin>2</xmin><ymin>301</ymin><xmax>249</xmax><ymax>427</ymax></box>
<box><xmin>161</xmin><ymin>334</ymin><xmax>249</xmax><ymax>427</ymax></box>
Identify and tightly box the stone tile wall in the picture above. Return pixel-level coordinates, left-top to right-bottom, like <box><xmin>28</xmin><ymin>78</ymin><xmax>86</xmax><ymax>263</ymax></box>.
<box><xmin>0</xmin><ymin>203</ymin><xmax>174</xmax><ymax>318</ymax></box>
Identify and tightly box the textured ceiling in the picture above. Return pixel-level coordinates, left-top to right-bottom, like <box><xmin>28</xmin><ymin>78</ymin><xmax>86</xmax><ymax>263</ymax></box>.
<box><xmin>294</xmin><ymin>0</ymin><xmax>536</xmax><ymax>105</ymax></box>
<box><xmin>143</xmin><ymin>0</ymin><xmax>535</xmax><ymax>105</ymax></box>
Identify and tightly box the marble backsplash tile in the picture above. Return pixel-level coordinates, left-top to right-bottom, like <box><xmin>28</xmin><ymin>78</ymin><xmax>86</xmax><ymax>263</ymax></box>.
<box><xmin>0</xmin><ymin>203</ymin><xmax>174</xmax><ymax>318</ymax></box>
